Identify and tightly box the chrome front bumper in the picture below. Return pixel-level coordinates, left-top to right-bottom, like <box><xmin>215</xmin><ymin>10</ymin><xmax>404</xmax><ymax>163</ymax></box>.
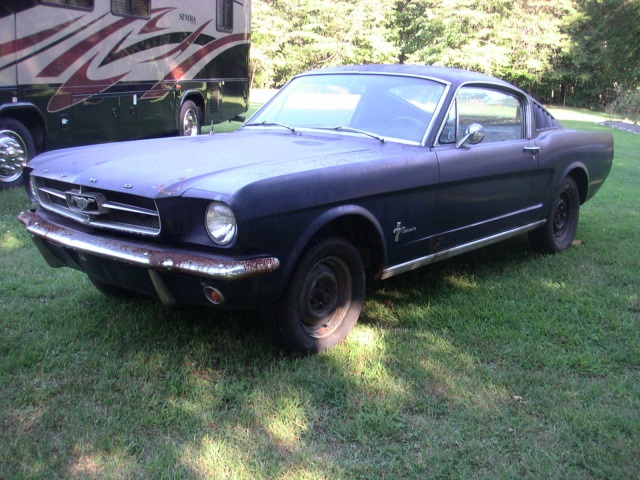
<box><xmin>18</xmin><ymin>209</ymin><xmax>280</xmax><ymax>281</ymax></box>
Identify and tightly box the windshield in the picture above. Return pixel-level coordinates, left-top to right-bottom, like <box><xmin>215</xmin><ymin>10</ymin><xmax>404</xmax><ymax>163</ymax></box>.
<box><xmin>246</xmin><ymin>73</ymin><xmax>446</xmax><ymax>144</ymax></box>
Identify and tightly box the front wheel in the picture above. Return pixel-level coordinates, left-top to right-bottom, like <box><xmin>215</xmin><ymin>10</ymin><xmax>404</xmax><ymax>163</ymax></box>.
<box><xmin>179</xmin><ymin>100</ymin><xmax>202</xmax><ymax>136</ymax></box>
<box><xmin>263</xmin><ymin>237</ymin><xmax>366</xmax><ymax>354</ymax></box>
<box><xmin>0</xmin><ymin>117</ymin><xmax>36</xmax><ymax>189</ymax></box>
<box><xmin>529</xmin><ymin>176</ymin><xmax>580</xmax><ymax>253</ymax></box>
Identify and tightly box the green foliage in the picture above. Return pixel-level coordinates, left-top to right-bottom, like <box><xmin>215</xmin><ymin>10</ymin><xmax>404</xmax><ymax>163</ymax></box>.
<box><xmin>251</xmin><ymin>0</ymin><xmax>397</xmax><ymax>88</ymax></box>
<box><xmin>550</xmin><ymin>0</ymin><xmax>640</xmax><ymax>108</ymax></box>
<box><xmin>252</xmin><ymin>0</ymin><xmax>640</xmax><ymax>108</ymax></box>
<box><xmin>386</xmin><ymin>0</ymin><xmax>573</xmax><ymax>93</ymax></box>
<box><xmin>610</xmin><ymin>88</ymin><xmax>640</xmax><ymax>124</ymax></box>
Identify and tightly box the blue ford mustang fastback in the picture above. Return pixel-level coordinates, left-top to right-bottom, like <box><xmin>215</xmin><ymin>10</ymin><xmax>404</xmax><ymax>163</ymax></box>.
<box><xmin>19</xmin><ymin>65</ymin><xmax>613</xmax><ymax>354</ymax></box>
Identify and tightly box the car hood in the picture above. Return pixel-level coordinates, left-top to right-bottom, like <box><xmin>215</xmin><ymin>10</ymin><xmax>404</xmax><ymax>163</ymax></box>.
<box><xmin>28</xmin><ymin>129</ymin><xmax>398</xmax><ymax>198</ymax></box>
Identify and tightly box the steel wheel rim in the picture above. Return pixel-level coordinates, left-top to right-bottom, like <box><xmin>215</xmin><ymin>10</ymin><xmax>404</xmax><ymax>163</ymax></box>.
<box><xmin>298</xmin><ymin>257</ymin><xmax>352</xmax><ymax>338</ymax></box>
<box><xmin>0</xmin><ymin>130</ymin><xmax>27</xmax><ymax>183</ymax></box>
<box><xmin>553</xmin><ymin>194</ymin><xmax>569</xmax><ymax>240</ymax></box>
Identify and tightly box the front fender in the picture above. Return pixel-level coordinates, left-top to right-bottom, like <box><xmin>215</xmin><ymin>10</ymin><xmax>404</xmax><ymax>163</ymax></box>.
<box><xmin>273</xmin><ymin>204</ymin><xmax>387</xmax><ymax>294</ymax></box>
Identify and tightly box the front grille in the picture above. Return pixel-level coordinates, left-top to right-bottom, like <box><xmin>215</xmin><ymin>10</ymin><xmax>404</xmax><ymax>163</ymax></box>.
<box><xmin>34</xmin><ymin>177</ymin><xmax>161</xmax><ymax>236</ymax></box>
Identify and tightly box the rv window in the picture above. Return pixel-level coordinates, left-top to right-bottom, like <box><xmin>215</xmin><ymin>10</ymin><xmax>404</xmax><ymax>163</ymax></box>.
<box><xmin>42</xmin><ymin>0</ymin><xmax>93</xmax><ymax>9</ymax></box>
<box><xmin>217</xmin><ymin>0</ymin><xmax>234</xmax><ymax>32</ymax></box>
<box><xmin>112</xmin><ymin>0</ymin><xmax>150</xmax><ymax>18</ymax></box>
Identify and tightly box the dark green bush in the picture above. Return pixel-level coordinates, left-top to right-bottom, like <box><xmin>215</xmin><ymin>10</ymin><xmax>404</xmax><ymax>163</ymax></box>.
<box><xmin>610</xmin><ymin>88</ymin><xmax>640</xmax><ymax>124</ymax></box>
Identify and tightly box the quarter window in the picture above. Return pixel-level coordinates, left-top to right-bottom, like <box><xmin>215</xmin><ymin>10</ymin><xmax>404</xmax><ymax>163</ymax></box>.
<box><xmin>217</xmin><ymin>0</ymin><xmax>234</xmax><ymax>32</ymax></box>
<box><xmin>533</xmin><ymin>102</ymin><xmax>559</xmax><ymax>131</ymax></box>
<box><xmin>439</xmin><ymin>87</ymin><xmax>523</xmax><ymax>144</ymax></box>
<box><xmin>112</xmin><ymin>0</ymin><xmax>150</xmax><ymax>18</ymax></box>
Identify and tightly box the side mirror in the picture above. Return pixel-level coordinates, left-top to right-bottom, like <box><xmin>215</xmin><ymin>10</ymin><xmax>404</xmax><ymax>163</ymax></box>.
<box><xmin>456</xmin><ymin>123</ymin><xmax>485</xmax><ymax>148</ymax></box>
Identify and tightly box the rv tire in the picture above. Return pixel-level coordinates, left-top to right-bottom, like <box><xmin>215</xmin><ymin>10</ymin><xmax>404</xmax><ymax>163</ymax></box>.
<box><xmin>0</xmin><ymin>117</ymin><xmax>36</xmax><ymax>189</ymax></box>
<box><xmin>179</xmin><ymin>100</ymin><xmax>202</xmax><ymax>136</ymax></box>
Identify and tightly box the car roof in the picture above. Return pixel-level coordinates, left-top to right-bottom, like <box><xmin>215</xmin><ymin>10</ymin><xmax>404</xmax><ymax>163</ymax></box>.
<box><xmin>301</xmin><ymin>64</ymin><xmax>521</xmax><ymax>92</ymax></box>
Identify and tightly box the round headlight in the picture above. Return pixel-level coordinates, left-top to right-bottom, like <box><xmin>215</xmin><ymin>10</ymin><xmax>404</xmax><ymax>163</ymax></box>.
<box><xmin>205</xmin><ymin>202</ymin><xmax>237</xmax><ymax>245</ymax></box>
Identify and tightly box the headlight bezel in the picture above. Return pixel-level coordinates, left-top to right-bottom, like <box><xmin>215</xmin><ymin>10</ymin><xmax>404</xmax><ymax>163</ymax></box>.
<box><xmin>204</xmin><ymin>201</ymin><xmax>237</xmax><ymax>246</ymax></box>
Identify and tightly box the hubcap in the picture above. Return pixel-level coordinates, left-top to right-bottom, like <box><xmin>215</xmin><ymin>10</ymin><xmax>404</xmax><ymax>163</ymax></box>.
<box><xmin>182</xmin><ymin>109</ymin><xmax>199</xmax><ymax>136</ymax></box>
<box><xmin>0</xmin><ymin>131</ymin><xmax>27</xmax><ymax>183</ymax></box>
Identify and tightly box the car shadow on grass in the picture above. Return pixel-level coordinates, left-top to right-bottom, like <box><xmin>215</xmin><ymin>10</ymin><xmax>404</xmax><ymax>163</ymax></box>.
<box><xmin>5</xmin><ymin>233</ymin><xmax>614</xmax><ymax>478</ymax></box>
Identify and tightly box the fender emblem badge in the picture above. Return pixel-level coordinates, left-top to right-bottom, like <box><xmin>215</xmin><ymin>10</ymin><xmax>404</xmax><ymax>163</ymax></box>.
<box><xmin>393</xmin><ymin>222</ymin><xmax>416</xmax><ymax>242</ymax></box>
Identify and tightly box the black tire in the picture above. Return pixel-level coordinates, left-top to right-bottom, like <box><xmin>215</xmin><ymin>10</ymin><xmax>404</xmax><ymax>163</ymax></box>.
<box><xmin>179</xmin><ymin>100</ymin><xmax>202</xmax><ymax>136</ymax></box>
<box><xmin>88</xmin><ymin>276</ymin><xmax>135</xmax><ymax>298</ymax></box>
<box><xmin>263</xmin><ymin>237</ymin><xmax>366</xmax><ymax>354</ymax></box>
<box><xmin>529</xmin><ymin>176</ymin><xmax>580</xmax><ymax>253</ymax></box>
<box><xmin>0</xmin><ymin>117</ymin><xmax>36</xmax><ymax>189</ymax></box>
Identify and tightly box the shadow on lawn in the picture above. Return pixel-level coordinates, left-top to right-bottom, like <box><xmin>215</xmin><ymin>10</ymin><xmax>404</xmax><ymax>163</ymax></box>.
<box><xmin>45</xmin><ymin>236</ymin><xmax>545</xmax><ymax>477</ymax></box>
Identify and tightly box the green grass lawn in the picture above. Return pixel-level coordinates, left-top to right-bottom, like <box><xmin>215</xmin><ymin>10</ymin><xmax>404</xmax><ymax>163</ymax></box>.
<box><xmin>1</xmin><ymin>108</ymin><xmax>638</xmax><ymax>479</ymax></box>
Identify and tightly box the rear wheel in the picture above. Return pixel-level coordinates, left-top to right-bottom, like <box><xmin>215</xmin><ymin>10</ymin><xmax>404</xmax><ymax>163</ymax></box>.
<box><xmin>179</xmin><ymin>100</ymin><xmax>202</xmax><ymax>136</ymax></box>
<box><xmin>0</xmin><ymin>117</ymin><xmax>35</xmax><ymax>189</ymax></box>
<box><xmin>529</xmin><ymin>176</ymin><xmax>580</xmax><ymax>253</ymax></box>
<box><xmin>263</xmin><ymin>237</ymin><xmax>366</xmax><ymax>354</ymax></box>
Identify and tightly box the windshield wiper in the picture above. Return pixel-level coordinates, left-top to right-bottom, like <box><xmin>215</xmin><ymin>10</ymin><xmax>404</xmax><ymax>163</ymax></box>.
<box><xmin>313</xmin><ymin>126</ymin><xmax>386</xmax><ymax>144</ymax></box>
<box><xmin>244</xmin><ymin>121</ymin><xmax>297</xmax><ymax>134</ymax></box>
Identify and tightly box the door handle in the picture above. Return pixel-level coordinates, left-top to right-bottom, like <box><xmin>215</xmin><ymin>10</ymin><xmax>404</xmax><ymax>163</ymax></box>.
<box><xmin>524</xmin><ymin>146</ymin><xmax>540</xmax><ymax>154</ymax></box>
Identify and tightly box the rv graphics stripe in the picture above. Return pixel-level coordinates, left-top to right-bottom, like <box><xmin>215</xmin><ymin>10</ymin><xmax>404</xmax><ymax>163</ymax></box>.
<box><xmin>0</xmin><ymin>16</ymin><xmax>80</xmax><ymax>61</ymax></box>
<box><xmin>144</xmin><ymin>21</ymin><xmax>214</xmax><ymax>63</ymax></box>
<box><xmin>37</xmin><ymin>8</ymin><xmax>174</xmax><ymax>78</ymax></box>
<box><xmin>142</xmin><ymin>33</ymin><xmax>249</xmax><ymax>100</ymax></box>
<box><xmin>46</xmin><ymin>53</ymin><xmax>129</xmax><ymax>112</ymax></box>
<box><xmin>139</xmin><ymin>7</ymin><xmax>173</xmax><ymax>35</ymax></box>
<box><xmin>37</xmin><ymin>14</ymin><xmax>137</xmax><ymax>78</ymax></box>
<box><xmin>0</xmin><ymin>13</ymin><xmax>107</xmax><ymax>73</ymax></box>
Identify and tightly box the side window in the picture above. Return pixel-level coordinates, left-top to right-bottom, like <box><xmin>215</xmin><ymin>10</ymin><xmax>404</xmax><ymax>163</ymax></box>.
<box><xmin>217</xmin><ymin>0</ymin><xmax>234</xmax><ymax>32</ymax></box>
<box><xmin>439</xmin><ymin>87</ymin><xmax>523</xmax><ymax>144</ymax></box>
<box><xmin>112</xmin><ymin>0</ymin><xmax>150</xmax><ymax>18</ymax></box>
<box><xmin>42</xmin><ymin>0</ymin><xmax>93</xmax><ymax>9</ymax></box>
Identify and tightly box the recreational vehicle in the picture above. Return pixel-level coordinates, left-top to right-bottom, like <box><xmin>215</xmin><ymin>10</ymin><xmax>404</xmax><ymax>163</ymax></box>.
<box><xmin>0</xmin><ymin>0</ymin><xmax>251</xmax><ymax>188</ymax></box>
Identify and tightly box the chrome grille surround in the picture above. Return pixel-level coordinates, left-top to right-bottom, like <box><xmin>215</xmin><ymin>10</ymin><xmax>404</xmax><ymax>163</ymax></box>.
<box><xmin>32</xmin><ymin>177</ymin><xmax>161</xmax><ymax>236</ymax></box>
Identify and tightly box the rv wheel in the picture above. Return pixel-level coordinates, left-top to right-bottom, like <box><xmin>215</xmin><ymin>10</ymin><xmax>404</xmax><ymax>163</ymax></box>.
<box><xmin>179</xmin><ymin>100</ymin><xmax>202</xmax><ymax>136</ymax></box>
<box><xmin>0</xmin><ymin>117</ymin><xmax>35</xmax><ymax>189</ymax></box>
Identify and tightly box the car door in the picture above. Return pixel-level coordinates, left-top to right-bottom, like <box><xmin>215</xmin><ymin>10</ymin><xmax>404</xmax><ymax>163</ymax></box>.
<box><xmin>433</xmin><ymin>85</ymin><xmax>538</xmax><ymax>249</ymax></box>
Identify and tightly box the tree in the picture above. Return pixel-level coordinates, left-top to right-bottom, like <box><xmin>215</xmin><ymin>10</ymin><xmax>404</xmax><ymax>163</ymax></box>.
<box><xmin>251</xmin><ymin>0</ymin><xmax>397</xmax><ymax>88</ymax></box>
<box><xmin>551</xmin><ymin>0</ymin><xmax>640</xmax><ymax>107</ymax></box>
<box><xmin>387</xmin><ymin>0</ymin><xmax>573</xmax><ymax>94</ymax></box>
<box><xmin>251</xmin><ymin>0</ymin><xmax>640</xmax><ymax>109</ymax></box>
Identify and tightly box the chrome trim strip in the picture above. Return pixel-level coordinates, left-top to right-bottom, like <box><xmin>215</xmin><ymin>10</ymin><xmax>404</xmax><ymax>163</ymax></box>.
<box><xmin>18</xmin><ymin>210</ymin><xmax>280</xmax><ymax>282</ymax></box>
<box><xmin>39</xmin><ymin>186</ymin><xmax>66</xmax><ymax>200</ymax></box>
<box><xmin>102</xmin><ymin>201</ymin><xmax>158</xmax><ymax>216</ymax></box>
<box><xmin>89</xmin><ymin>219</ymin><xmax>160</xmax><ymax>236</ymax></box>
<box><xmin>379</xmin><ymin>221</ymin><xmax>546</xmax><ymax>280</ymax></box>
